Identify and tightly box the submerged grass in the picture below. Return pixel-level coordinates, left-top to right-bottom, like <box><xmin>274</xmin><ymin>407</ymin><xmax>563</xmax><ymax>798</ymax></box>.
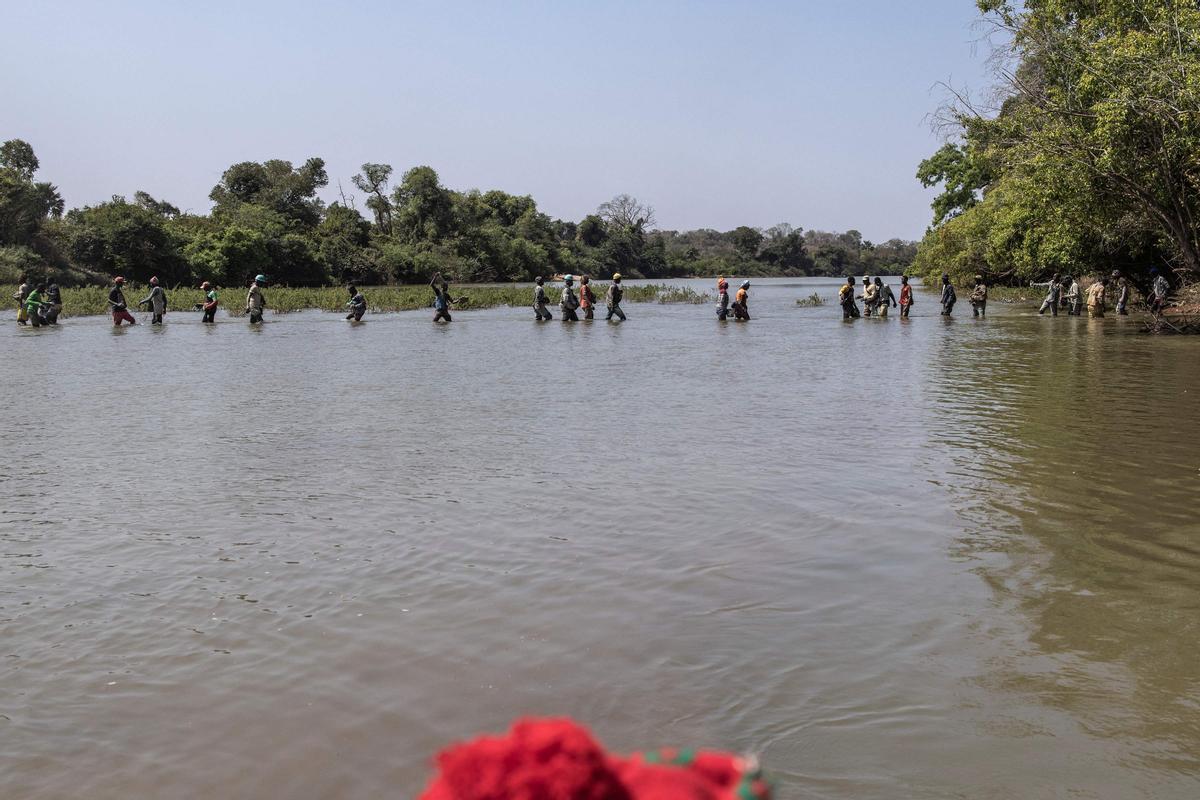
<box><xmin>1</xmin><ymin>282</ymin><xmax>680</xmax><ymax>318</ymax></box>
<box><xmin>795</xmin><ymin>292</ymin><xmax>825</xmax><ymax>307</ymax></box>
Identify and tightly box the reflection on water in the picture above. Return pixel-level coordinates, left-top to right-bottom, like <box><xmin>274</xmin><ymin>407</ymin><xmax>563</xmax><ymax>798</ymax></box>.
<box><xmin>1</xmin><ymin>279</ymin><xmax>1198</xmax><ymax>799</ymax></box>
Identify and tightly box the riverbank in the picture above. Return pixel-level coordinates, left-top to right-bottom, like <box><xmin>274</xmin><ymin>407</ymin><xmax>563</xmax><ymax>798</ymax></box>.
<box><xmin>1</xmin><ymin>283</ymin><xmax>711</xmax><ymax>318</ymax></box>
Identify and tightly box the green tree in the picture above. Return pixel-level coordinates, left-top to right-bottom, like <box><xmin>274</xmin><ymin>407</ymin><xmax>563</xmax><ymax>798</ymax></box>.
<box><xmin>209</xmin><ymin>157</ymin><xmax>328</xmax><ymax>228</ymax></box>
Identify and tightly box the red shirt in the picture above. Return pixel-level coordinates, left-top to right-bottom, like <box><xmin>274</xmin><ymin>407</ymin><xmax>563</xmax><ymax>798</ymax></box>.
<box><xmin>900</xmin><ymin>285</ymin><xmax>913</xmax><ymax>305</ymax></box>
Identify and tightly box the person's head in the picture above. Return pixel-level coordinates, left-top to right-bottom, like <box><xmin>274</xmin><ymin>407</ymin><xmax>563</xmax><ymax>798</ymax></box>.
<box><xmin>1111</xmin><ymin>270</ymin><xmax>1121</xmax><ymax>279</ymax></box>
<box><xmin>564</xmin><ymin>274</ymin><xmax>574</xmax><ymax>285</ymax></box>
<box><xmin>254</xmin><ymin>274</ymin><xmax>267</xmax><ymax>286</ymax></box>
<box><xmin>862</xmin><ymin>276</ymin><xmax>870</xmax><ymax>284</ymax></box>
<box><xmin>347</xmin><ymin>285</ymin><xmax>357</xmax><ymax>295</ymax></box>
<box><xmin>874</xmin><ymin>277</ymin><xmax>883</xmax><ymax>286</ymax></box>
<box><xmin>200</xmin><ymin>281</ymin><xmax>211</xmax><ymax>290</ymax></box>
<box><xmin>901</xmin><ymin>275</ymin><xmax>909</xmax><ymax>285</ymax></box>
<box><xmin>741</xmin><ymin>280</ymin><xmax>750</xmax><ymax>289</ymax></box>
<box><xmin>974</xmin><ymin>274</ymin><xmax>983</xmax><ymax>284</ymax></box>
<box><xmin>1063</xmin><ymin>274</ymin><xmax>1073</xmax><ymax>284</ymax></box>
<box><xmin>17</xmin><ymin>274</ymin><xmax>27</xmax><ymax>284</ymax></box>
<box><xmin>35</xmin><ymin>283</ymin><xmax>45</xmax><ymax>292</ymax></box>
<box><xmin>1150</xmin><ymin>266</ymin><xmax>1159</xmax><ymax>276</ymax></box>
<box><xmin>612</xmin><ymin>272</ymin><xmax>621</xmax><ymax>283</ymax></box>
<box><xmin>1051</xmin><ymin>273</ymin><xmax>1060</xmax><ymax>282</ymax></box>
<box><xmin>114</xmin><ymin>276</ymin><xmax>125</xmax><ymax>286</ymax></box>
<box><xmin>150</xmin><ymin>276</ymin><xmax>159</xmax><ymax>286</ymax></box>
<box><xmin>717</xmin><ymin>278</ymin><xmax>728</xmax><ymax>291</ymax></box>
<box><xmin>580</xmin><ymin>275</ymin><xmax>589</xmax><ymax>285</ymax></box>
<box><xmin>535</xmin><ymin>276</ymin><xmax>544</xmax><ymax>285</ymax></box>
<box><xmin>846</xmin><ymin>276</ymin><xmax>854</xmax><ymax>285</ymax></box>
<box><xmin>1101</xmin><ymin>276</ymin><xmax>1109</xmax><ymax>286</ymax></box>
<box><xmin>941</xmin><ymin>273</ymin><xmax>950</xmax><ymax>284</ymax></box>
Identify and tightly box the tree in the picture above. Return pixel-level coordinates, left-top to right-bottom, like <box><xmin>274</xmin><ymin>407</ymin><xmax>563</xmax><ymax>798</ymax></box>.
<box><xmin>919</xmin><ymin>0</ymin><xmax>1200</xmax><ymax>281</ymax></box>
<box><xmin>730</xmin><ymin>226</ymin><xmax>764</xmax><ymax>258</ymax></box>
<box><xmin>134</xmin><ymin>191</ymin><xmax>181</xmax><ymax>218</ymax></box>
<box><xmin>66</xmin><ymin>197</ymin><xmax>189</xmax><ymax>283</ymax></box>
<box><xmin>598</xmin><ymin>194</ymin><xmax>655</xmax><ymax>231</ymax></box>
<box><xmin>351</xmin><ymin>163</ymin><xmax>394</xmax><ymax>234</ymax></box>
<box><xmin>391</xmin><ymin>166</ymin><xmax>454</xmax><ymax>243</ymax></box>
<box><xmin>209</xmin><ymin>157</ymin><xmax>328</xmax><ymax>228</ymax></box>
<box><xmin>0</xmin><ymin>140</ymin><xmax>39</xmax><ymax>180</ymax></box>
<box><xmin>576</xmin><ymin>214</ymin><xmax>607</xmax><ymax>247</ymax></box>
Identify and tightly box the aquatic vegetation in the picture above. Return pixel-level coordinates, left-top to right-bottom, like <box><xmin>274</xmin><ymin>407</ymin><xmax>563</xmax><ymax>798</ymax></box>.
<box><xmin>654</xmin><ymin>286</ymin><xmax>711</xmax><ymax>304</ymax></box>
<box><xmin>1</xmin><ymin>282</ymin><xmax>695</xmax><ymax>318</ymax></box>
<box><xmin>795</xmin><ymin>292</ymin><xmax>825</xmax><ymax>307</ymax></box>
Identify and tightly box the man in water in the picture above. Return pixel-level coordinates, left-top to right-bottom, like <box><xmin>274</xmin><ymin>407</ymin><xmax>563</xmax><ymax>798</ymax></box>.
<box><xmin>898</xmin><ymin>275</ymin><xmax>913</xmax><ymax>318</ymax></box>
<box><xmin>109</xmin><ymin>276</ymin><xmax>136</xmax><ymax>326</ymax></box>
<box><xmin>44</xmin><ymin>280</ymin><xmax>62</xmax><ymax>324</ymax></box>
<box><xmin>138</xmin><ymin>276</ymin><xmax>167</xmax><ymax>325</ymax></box>
<box><xmin>605</xmin><ymin>273</ymin><xmax>626</xmax><ymax>321</ymax></box>
<box><xmin>715</xmin><ymin>277</ymin><xmax>730</xmax><ymax>320</ymax></box>
<box><xmin>1150</xmin><ymin>267</ymin><xmax>1170</xmax><ymax>314</ymax></box>
<box><xmin>733</xmin><ymin>280</ymin><xmax>750</xmax><ymax>320</ymax></box>
<box><xmin>579</xmin><ymin>275</ymin><xmax>596</xmax><ymax>320</ymax></box>
<box><xmin>875</xmin><ymin>277</ymin><xmax>896</xmax><ymax>318</ymax></box>
<box><xmin>859</xmin><ymin>276</ymin><xmax>877</xmax><ymax>317</ymax></box>
<box><xmin>1063</xmin><ymin>275</ymin><xmax>1082</xmax><ymax>316</ymax></box>
<box><xmin>430</xmin><ymin>273</ymin><xmax>457</xmax><ymax>322</ymax></box>
<box><xmin>840</xmin><ymin>276</ymin><xmax>860</xmax><ymax>319</ymax></box>
<box><xmin>533</xmin><ymin>276</ymin><xmax>553</xmax><ymax>321</ymax></box>
<box><xmin>1037</xmin><ymin>273</ymin><xmax>1061</xmax><ymax>316</ymax></box>
<box><xmin>200</xmin><ymin>281</ymin><xmax>218</xmax><ymax>323</ymax></box>
<box><xmin>1086</xmin><ymin>275</ymin><xmax>1108</xmax><ymax>318</ymax></box>
<box><xmin>560</xmin><ymin>274</ymin><xmax>580</xmax><ymax>322</ymax></box>
<box><xmin>13</xmin><ymin>274</ymin><xmax>30</xmax><ymax>325</ymax></box>
<box><xmin>246</xmin><ymin>274</ymin><xmax>267</xmax><ymax>324</ymax></box>
<box><xmin>970</xmin><ymin>274</ymin><xmax>988</xmax><ymax>317</ymax></box>
<box><xmin>1112</xmin><ymin>270</ymin><xmax>1129</xmax><ymax>315</ymax></box>
<box><xmin>940</xmin><ymin>273</ymin><xmax>956</xmax><ymax>316</ymax></box>
<box><xmin>346</xmin><ymin>285</ymin><xmax>367</xmax><ymax>321</ymax></box>
<box><xmin>24</xmin><ymin>283</ymin><xmax>47</xmax><ymax>327</ymax></box>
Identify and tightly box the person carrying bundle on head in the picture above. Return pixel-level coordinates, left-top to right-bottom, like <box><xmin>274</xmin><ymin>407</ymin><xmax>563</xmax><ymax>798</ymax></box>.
<box><xmin>716</xmin><ymin>277</ymin><xmax>730</xmax><ymax>320</ymax></box>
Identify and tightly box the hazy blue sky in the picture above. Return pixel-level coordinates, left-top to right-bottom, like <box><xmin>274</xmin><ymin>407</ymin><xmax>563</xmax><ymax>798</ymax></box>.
<box><xmin>2</xmin><ymin>1</ymin><xmax>992</xmax><ymax>241</ymax></box>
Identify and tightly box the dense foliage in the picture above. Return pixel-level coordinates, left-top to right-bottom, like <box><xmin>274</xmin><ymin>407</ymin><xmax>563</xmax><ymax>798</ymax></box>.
<box><xmin>914</xmin><ymin>0</ymin><xmax>1200</xmax><ymax>292</ymax></box>
<box><xmin>0</xmin><ymin>142</ymin><xmax>915</xmax><ymax>287</ymax></box>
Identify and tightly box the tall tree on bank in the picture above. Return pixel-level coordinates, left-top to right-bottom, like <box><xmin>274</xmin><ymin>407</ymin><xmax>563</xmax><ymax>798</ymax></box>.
<box><xmin>916</xmin><ymin>0</ymin><xmax>1200</xmax><ymax>284</ymax></box>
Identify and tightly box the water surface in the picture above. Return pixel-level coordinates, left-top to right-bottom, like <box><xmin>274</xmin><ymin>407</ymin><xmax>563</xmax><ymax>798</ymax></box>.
<box><xmin>2</xmin><ymin>278</ymin><xmax>1198</xmax><ymax>799</ymax></box>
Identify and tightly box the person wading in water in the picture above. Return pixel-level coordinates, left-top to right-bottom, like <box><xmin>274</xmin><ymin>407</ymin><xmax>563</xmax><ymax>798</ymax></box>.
<box><xmin>109</xmin><ymin>276</ymin><xmax>136</xmax><ymax>326</ymax></box>
<box><xmin>246</xmin><ymin>275</ymin><xmax>267</xmax><ymax>324</ymax></box>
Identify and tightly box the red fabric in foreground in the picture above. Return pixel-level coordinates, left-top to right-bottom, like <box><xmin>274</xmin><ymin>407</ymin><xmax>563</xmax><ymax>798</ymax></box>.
<box><xmin>418</xmin><ymin>717</ymin><xmax>769</xmax><ymax>800</ymax></box>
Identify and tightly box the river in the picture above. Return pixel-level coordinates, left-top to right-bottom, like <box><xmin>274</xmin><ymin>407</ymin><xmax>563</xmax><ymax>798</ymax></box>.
<box><xmin>2</xmin><ymin>277</ymin><xmax>1198</xmax><ymax>799</ymax></box>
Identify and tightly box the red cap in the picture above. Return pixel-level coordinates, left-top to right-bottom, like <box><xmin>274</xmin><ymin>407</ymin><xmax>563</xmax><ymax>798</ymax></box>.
<box><xmin>114</xmin><ymin>276</ymin><xmax>125</xmax><ymax>284</ymax></box>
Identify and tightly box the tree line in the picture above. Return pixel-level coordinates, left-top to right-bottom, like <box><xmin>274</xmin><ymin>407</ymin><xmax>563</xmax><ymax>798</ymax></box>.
<box><xmin>0</xmin><ymin>140</ymin><xmax>915</xmax><ymax>287</ymax></box>
<box><xmin>913</xmin><ymin>0</ymin><xmax>1200</xmax><ymax>293</ymax></box>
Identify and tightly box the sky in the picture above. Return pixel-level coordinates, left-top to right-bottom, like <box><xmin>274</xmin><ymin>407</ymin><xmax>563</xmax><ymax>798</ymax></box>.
<box><xmin>2</xmin><ymin>1</ymin><xmax>994</xmax><ymax>242</ymax></box>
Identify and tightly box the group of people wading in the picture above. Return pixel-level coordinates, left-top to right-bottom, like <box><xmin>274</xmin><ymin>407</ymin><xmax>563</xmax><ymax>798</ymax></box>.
<box><xmin>1034</xmin><ymin>268</ymin><xmax>1168</xmax><ymax>318</ymax></box>
<box><xmin>12</xmin><ymin>267</ymin><xmax>1177</xmax><ymax>328</ymax></box>
<box><xmin>534</xmin><ymin>273</ymin><xmax>627</xmax><ymax>322</ymax></box>
<box><xmin>96</xmin><ymin>274</ymin><xmax>263</xmax><ymax>326</ymax></box>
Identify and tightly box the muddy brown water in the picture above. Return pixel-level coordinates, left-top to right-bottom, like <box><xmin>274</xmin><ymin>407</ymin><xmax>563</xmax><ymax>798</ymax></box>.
<box><xmin>2</xmin><ymin>278</ymin><xmax>1198</xmax><ymax>799</ymax></box>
